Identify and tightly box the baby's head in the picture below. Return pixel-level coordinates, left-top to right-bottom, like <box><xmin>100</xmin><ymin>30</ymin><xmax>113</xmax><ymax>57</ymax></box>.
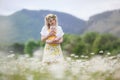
<box><xmin>50</xmin><ymin>26</ymin><xmax>56</xmax><ymax>33</ymax></box>
<box><xmin>50</xmin><ymin>26</ymin><xmax>56</xmax><ymax>30</ymax></box>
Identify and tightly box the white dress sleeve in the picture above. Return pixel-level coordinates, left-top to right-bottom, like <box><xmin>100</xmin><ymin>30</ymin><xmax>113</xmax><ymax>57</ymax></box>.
<box><xmin>56</xmin><ymin>26</ymin><xmax>64</xmax><ymax>38</ymax></box>
<box><xmin>40</xmin><ymin>26</ymin><xmax>48</xmax><ymax>36</ymax></box>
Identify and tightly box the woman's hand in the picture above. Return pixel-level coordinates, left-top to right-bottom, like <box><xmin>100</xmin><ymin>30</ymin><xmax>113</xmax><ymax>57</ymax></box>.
<box><xmin>46</xmin><ymin>39</ymin><xmax>59</xmax><ymax>44</ymax></box>
<box><xmin>48</xmin><ymin>31</ymin><xmax>56</xmax><ymax>37</ymax></box>
<box><xmin>52</xmin><ymin>37</ymin><xmax>63</xmax><ymax>44</ymax></box>
<box><xmin>41</xmin><ymin>32</ymin><xmax>55</xmax><ymax>42</ymax></box>
<box><xmin>46</xmin><ymin>37</ymin><xmax>63</xmax><ymax>44</ymax></box>
<box><xmin>46</xmin><ymin>40</ymin><xmax>53</xmax><ymax>44</ymax></box>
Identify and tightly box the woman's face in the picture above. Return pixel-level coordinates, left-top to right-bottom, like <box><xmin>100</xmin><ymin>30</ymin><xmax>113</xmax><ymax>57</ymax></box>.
<box><xmin>48</xmin><ymin>18</ymin><xmax>56</xmax><ymax>26</ymax></box>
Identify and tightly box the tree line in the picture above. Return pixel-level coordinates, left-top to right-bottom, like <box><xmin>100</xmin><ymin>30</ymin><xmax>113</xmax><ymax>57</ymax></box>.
<box><xmin>1</xmin><ymin>32</ymin><xmax>120</xmax><ymax>57</ymax></box>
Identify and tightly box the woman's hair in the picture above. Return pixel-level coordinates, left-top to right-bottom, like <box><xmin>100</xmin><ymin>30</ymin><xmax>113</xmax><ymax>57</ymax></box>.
<box><xmin>44</xmin><ymin>14</ymin><xmax>58</xmax><ymax>29</ymax></box>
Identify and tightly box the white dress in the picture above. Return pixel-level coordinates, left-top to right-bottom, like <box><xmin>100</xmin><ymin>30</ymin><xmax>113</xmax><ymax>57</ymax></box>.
<box><xmin>40</xmin><ymin>26</ymin><xmax>64</xmax><ymax>63</ymax></box>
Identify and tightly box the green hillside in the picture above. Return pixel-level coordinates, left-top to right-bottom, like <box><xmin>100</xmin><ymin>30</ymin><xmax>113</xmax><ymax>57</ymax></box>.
<box><xmin>86</xmin><ymin>9</ymin><xmax>120</xmax><ymax>37</ymax></box>
<box><xmin>0</xmin><ymin>9</ymin><xmax>86</xmax><ymax>44</ymax></box>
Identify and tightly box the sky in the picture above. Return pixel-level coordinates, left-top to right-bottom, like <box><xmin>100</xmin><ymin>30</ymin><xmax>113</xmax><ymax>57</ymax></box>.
<box><xmin>0</xmin><ymin>0</ymin><xmax>120</xmax><ymax>20</ymax></box>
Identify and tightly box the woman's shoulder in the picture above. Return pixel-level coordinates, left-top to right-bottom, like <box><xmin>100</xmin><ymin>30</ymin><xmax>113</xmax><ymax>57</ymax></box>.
<box><xmin>56</xmin><ymin>26</ymin><xmax>64</xmax><ymax>33</ymax></box>
<box><xmin>40</xmin><ymin>26</ymin><xmax>48</xmax><ymax>35</ymax></box>
<box><xmin>57</xmin><ymin>25</ymin><xmax>62</xmax><ymax>28</ymax></box>
<box><xmin>42</xmin><ymin>26</ymin><xmax>46</xmax><ymax>28</ymax></box>
<box><xmin>57</xmin><ymin>26</ymin><xmax>63</xmax><ymax>29</ymax></box>
<box><xmin>41</xmin><ymin>26</ymin><xmax>47</xmax><ymax>30</ymax></box>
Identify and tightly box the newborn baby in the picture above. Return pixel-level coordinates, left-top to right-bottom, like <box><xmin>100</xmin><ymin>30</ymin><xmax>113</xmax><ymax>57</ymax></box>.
<box><xmin>47</xmin><ymin>26</ymin><xmax>61</xmax><ymax>46</ymax></box>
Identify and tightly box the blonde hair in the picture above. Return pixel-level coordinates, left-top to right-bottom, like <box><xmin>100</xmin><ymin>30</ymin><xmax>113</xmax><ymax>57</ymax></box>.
<box><xmin>44</xmin><ymin>14</ymin><xmax>58</xmax><ymax>29</ymax></box>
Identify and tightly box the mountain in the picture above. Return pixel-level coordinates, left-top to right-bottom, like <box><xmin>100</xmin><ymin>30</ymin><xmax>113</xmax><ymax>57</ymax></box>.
<box><xmin>1</xmin><ymin>9</ymin><xmax>120</xmax><ymax>44</ymax></box>
<box><xmin>0</xmin><ymin>9</ymin><xmax>86</xmax><ymax>44</ymax></box>
<box><xmin>85</xmin><ymin>9</ymin><xmax>120</xmax><ymax>37</ymax></box>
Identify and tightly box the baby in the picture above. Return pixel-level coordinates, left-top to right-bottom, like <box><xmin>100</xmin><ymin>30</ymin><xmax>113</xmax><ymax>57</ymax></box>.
<box><xmin>48</xmin><ymin>26</ymin><xmax>56</xmax><ymax>40</ymax></box>
<box><xmin>47</xmin><ymin>26</ymin><xmax>61</xmax><ymax>46</ymax></box>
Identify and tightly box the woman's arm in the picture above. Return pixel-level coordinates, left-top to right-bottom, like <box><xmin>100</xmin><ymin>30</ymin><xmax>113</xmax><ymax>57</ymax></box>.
<box><xmin>57</xmin><ymin>37</ymin><xmax>63</xmax><ymax>44</ymax></box>
<box><xmin>41</xmin><ymin>31</ymin><xmax>56</xmax><ymax>42</ymax></box>
<box><xmin>52</xmin><ymin>37</ymin><xmax>63</xmax><ymax>44</ymax></box>
<box><xmin>41</xmin><ymin>35</ymin><xmax>49</xmax><ymax>42</ymax></box>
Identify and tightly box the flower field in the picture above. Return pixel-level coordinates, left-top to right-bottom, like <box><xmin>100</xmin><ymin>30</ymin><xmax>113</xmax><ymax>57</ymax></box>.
<box><xmin>0</xmin><ymin>51</ymin><xmax>120</xmax><ymax>80</ymax></box>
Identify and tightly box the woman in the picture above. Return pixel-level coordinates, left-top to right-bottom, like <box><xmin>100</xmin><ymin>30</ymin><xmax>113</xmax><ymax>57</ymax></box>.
<box><xmin>40</xmin><ymin>14</ymin><xmax>64</xmax><ymax>64</ymax></box>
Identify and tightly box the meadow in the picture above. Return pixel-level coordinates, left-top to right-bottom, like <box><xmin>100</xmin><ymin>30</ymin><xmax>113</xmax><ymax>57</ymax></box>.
<box><xmin>0</xmin><ymin>51</ymin><xmax>120</xmax><ymax>80</ymax></box>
